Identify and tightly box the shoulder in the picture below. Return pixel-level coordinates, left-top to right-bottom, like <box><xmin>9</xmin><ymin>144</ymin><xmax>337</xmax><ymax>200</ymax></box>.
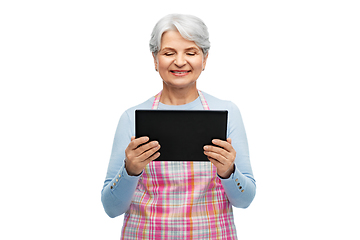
<box><xmin>201</xmin><ymin>91</ymin><xmax>243</xmax><ymax>127</ymax></box>
<box><xmin>120</xmin><ymin>96</ymin><xmax>154</xmax><ymax>123</ymax></box>
<box><xmin>201</xmin><ymin>91</ymin><xmax>239</xmax><ymax>112</ymax></box>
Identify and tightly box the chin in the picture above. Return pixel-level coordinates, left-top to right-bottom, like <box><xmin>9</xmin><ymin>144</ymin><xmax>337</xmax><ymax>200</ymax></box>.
<box><xmin>164</xmin><ymin>80</ymin><xmax>197</xmax><ymax>89</ymax></box>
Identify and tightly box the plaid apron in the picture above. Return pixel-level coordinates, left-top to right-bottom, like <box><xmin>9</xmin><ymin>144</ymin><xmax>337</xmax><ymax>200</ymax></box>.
<box><xmin>121</xmin><ymin>90</ymin><xmax>237</xmax><ymax>239</ymax></box>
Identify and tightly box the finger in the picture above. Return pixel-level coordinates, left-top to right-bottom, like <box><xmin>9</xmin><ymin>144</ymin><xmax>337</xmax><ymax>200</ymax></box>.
<box><xmin>135</xmin><ymin>141</ymin><xmax>159</xmax><ymax>156</ymax></box>
<box><xmin>207</xmin><ymin>156</ymin><xmax>223</xmax><ymax>168</ymax></box>
<box><xmin>143</xmin><ymin>151</ymin><xmax>161</xmax><ymax>164</ymax></box>
<box><xmin>131</xmin><ymin>136</ymin><xmax>136</xmax><ymax>141</ymax></box>
<box><xmin>129</xmin><ymin>136</ymin><xmax>150</xmax><ymax>150</ymax></box>
<box><xmin>227</xmin><ymin>138</ymin><xmax>232</xmax><ymax>144</ymax></box>
<box><xmin>139</xmin><ymin>143</ymin><xmax>161</xmax><ymax>161</ymax></box>
<box><xmin>212</xmin><ymin>139</ymin><xmax>234</xmax><ymax>153</ymax></box>
<box><xmin>204</xmin><ymin>150</ymin><xmax>227</xmax><ymax>164</ymax></box>
<box><xmin>204</xmin><ymin>145</ymin><xmax>231</xmax><ymax>159</ymax></box>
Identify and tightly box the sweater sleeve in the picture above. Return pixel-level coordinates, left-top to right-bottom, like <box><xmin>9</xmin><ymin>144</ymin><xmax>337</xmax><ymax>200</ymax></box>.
<box><xmin>101</xmin><ymin>111</ymin><xmax>140</xmax><ymax>218</ymax></box>
<box><xmin>219</xmin><ymin>102</ymin><xmax>256</xmax><ymax>208</ymax></box>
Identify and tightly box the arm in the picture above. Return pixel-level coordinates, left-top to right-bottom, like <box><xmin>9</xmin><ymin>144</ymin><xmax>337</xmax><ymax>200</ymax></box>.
<box><xmin>222</xmin><ymin>102</ymin><xmax>256</xmax><ymax>208</ymax></box>
<box><xmin>101</xmin><ymin>111</ymin><xmax>161</xmax><ymax>218</ymax></box>
<box><xmin>101</xmin><ymin>164</ymin><xmax>141</xmax><ymax>218</ymax></box>
<box><xmin>204</xmin><ymin>102</ymin><xmax>256</xmax><ymax>208</ymax></box>
<box><xmin>219</xmin><ymin>164</ymin><xmax>256</xmax><ymax>208</ymax></box>
<box><xmin>101</xmin><ymin>111</ymin><xmax>139</xmax><ymax>218</ymax></box>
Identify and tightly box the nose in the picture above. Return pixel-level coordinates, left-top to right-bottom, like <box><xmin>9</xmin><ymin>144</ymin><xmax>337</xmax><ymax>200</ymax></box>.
<box><xmin>174</xmin><ymin>54</ymin><xmax>187</xmax><ymax>68</ymax></box>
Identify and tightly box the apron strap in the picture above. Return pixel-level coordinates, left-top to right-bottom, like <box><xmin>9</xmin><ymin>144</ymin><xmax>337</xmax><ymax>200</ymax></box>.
<box><xmin>152</xmin><ymin>90</ymin><xmax>209</xmax><ymax>110</ymax></box>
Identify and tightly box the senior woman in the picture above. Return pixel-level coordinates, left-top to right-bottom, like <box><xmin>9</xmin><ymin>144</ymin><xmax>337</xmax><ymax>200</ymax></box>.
<box><xmin>101</xmin><ymin>14</ymin><xmax>256</xmax><ymax>239</ymax></box>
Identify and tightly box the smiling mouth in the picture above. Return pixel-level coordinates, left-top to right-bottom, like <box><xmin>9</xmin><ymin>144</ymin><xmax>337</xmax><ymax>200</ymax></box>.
<box><xmin>170</xmin><ymin>70</ymin><xmax>191</xmax><ymax>76</ymax></box>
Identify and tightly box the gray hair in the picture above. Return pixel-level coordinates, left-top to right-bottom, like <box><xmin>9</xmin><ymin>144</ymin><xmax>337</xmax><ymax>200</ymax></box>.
<box><xmin>149</xmin><ymin>14</ymin><xmax>210</xmax><ymax>57</ymax></box>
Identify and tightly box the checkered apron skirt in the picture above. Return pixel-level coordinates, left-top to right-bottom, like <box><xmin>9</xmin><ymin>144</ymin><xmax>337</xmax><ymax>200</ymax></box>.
<box><xmin>121</xmin><ymin>90</ymin><xmax>237</xmax><ymax>239</ymax></box>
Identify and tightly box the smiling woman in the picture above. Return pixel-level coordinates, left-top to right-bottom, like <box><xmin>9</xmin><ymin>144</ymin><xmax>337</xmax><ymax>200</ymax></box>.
<box><xmin>101</xmin><ymin>13</ymin><xmax>256</xmax><ymax>240</ymax></box>
<box><xmin>154</xmin><ymin>30</ymin><xmax>208</xmax><ymax>104</ymax></box>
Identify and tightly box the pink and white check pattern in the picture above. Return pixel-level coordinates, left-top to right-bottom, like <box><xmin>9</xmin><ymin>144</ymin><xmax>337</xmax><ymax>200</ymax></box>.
<box><xmin>152</xmin><ymin>90</ymin><xmax>209</xmax><ymax>111</ymax></box>
<box><xmin>121</xmin><ymin>90</ymin><xmax>237</xmax><ymax>239</ymax></box>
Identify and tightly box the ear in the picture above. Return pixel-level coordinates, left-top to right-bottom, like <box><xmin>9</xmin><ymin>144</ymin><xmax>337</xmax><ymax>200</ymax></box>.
<box><xmin>202</xmin><ymin>52</ymin><xmax>209</xmax><ymax>70</ymax></box>
<box><xmin>152</xmin><ymin>52</ymin><xmax>158</xmax><ymax>71</ymax></box>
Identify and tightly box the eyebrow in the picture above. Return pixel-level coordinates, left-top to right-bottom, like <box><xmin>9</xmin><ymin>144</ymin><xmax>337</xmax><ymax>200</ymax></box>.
<box><xmin>160</xmin><ymin>47</ymin><xmax>201</xmax><ymax>52</ymax></box>
<box><xmin>184</xmin><ymin>47</ymin><xmax>201</xmax><ymax>52</ymax></box>
<box><xmin>160</xmin><ymin>47</ymin><xmax>175</xmax><ymax>52</ymax></box>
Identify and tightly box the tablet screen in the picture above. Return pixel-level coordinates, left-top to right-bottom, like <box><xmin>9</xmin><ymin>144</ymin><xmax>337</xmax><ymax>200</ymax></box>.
<box><xmin>135</xmin><ymin>110</ymin><xmax>228</xmax><ymax>161</ymax></box>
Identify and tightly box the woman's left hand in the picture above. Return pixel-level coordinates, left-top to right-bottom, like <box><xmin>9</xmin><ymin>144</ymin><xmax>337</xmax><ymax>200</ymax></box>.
<box><xmin>204</xmin><ymin>138</ymin><xmax>236</xmax><ymax>179</ymax></box>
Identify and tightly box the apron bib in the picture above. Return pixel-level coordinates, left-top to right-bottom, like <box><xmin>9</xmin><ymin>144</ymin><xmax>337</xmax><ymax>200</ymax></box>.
<box><xmin>121</xmin><ymin>90</ymin><xmax>237</xmax><ymax>239</ymax></box>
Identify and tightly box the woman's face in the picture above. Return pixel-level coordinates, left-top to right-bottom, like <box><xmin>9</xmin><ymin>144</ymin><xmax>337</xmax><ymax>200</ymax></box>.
<box><xmin>154</xmin><ymin>30</ymin><xmax>208</xmax><ymax>90</ymax></box>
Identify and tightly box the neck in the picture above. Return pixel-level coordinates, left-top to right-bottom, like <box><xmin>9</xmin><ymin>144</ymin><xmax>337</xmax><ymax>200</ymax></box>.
<box><xmin>160</xmin><ymin>84</ymin><xmax>199</xmax><ymax>105</ymax></box>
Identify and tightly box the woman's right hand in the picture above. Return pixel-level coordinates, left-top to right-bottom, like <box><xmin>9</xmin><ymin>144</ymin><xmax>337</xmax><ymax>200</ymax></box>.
<box><xmin>124</xmin><ymin>136</ymin><xmax>161</xmax><ymax>176</ymax></box>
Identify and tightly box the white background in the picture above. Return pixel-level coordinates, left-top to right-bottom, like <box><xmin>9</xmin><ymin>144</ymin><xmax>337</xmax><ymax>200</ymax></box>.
<box><xmin>1</xmin><ymin>0</ymin><xmax>359</xmax><ymax>239</ymax></box>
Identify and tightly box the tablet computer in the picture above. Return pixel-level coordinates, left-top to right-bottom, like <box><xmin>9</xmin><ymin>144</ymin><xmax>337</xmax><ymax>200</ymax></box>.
<box><xmin>135</xmin><ymin>110</ymin><xmax>228</xmax><ymax>161</ymax></box>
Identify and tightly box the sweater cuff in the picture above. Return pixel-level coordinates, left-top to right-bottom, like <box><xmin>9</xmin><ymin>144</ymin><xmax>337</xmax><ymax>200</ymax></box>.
<box><xmin>108</xmin><ymin>164</ymin><xmax>141</xmax><ymax>199</ymax></box>
<box><xmin>219</xmin><ymin>164</ymin><xmax>248</xmax><ymax>194</ymax></box>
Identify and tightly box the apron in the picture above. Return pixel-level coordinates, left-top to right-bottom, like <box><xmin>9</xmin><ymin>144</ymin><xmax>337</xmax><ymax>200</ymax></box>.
<box><xmin>121</xmin><ymin>90</ymin><xmax>237</xmax><ymax>240</ymax></box>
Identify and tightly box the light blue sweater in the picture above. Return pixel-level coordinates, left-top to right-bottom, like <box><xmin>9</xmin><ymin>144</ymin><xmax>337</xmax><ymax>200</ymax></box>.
<box><xmin>101</xmin><ymin>91</ymin><xmax>256</xmax><ymax>218</ymax></box>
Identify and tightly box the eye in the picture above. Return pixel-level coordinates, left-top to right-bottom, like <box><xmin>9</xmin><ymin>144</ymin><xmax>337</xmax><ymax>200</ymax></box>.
<box><xmin>186</xmin><ymin>52</ymin><xmax>196</xmax><ymax>56</ymax></box>
<box><xmin>164</xmin><ymin>52</ymin><xmax>175</xmax><ymax>56</ymax></box>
